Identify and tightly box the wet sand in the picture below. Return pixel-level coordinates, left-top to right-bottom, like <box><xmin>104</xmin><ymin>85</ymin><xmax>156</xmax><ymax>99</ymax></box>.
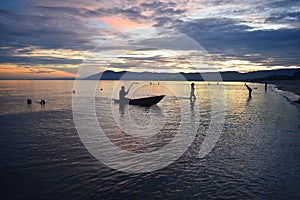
<box><xmin>271</xmin><ymin>80</ymin><xmax>300</xmax><ymax>96</ymax></box>
<box><xmin>270</xmin><ymin>80</ymin><xmax>300</xmax><ymax>103</ymax></box>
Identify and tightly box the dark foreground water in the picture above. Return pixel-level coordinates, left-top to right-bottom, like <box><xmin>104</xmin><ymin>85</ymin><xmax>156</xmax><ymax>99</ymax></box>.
<box><xmin>0</xmin><ymin>80</ymin><xmax>300</xmax><ymax>199</ymax></box>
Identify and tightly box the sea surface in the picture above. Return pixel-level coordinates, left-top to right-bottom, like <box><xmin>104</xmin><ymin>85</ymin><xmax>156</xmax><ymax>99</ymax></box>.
<box><xmin>0</xmin><ymin>80</ymin><xmax>300</xmax><ymax>199</ymax></box>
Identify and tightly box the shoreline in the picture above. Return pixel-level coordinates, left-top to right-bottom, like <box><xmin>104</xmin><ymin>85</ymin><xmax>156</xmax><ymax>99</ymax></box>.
<box><xmin>269</xmin><ymin>80</ymin><xmax>300</xmax><ymax>103</ymax></box>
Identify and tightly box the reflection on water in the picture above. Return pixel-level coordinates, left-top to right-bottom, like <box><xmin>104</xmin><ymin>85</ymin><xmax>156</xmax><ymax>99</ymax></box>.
<box><xmin>0</xmin><ymin>80</ymin><xmax>74</xmax><ymax>115</ymax></box>
<box><xmin>0</xmin><ymin>80</ymin><xmax>300</xmax><ymax>199</ymax></box>
<box><xmin>119</xmin><ymin>103</ymin><xmax>125</xmax><ymax>117</ymax></box>
<box><xmin>246</xmin><ymin>96</ymin><xmax>252</xmax><ymax>106</ymax></box>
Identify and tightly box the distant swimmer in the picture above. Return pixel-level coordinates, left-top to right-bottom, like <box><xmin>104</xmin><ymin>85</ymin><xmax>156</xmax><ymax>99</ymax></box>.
<box><xmin>40</xmin><ymin>99</ymin><xmax>46</xmax><ymax>105</ymax></box>
<box><xmin>190</xmin><ymin>83</ymin><xmax>196</xmax><ymax>101</ymax></box>
<box><xmin>27</xmin><ymin>99</ymin><xmax>32</xmax><ymax>105</ymax></box>
<box><xmin>245</xmin><ymin>84</ymin><xmax>252</xmax><ymax>97</ymax></box>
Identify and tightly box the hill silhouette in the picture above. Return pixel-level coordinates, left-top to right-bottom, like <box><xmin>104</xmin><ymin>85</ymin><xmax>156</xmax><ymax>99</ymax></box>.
<box><xmin>83</xmin><ymin>69</ymin><xmax>300</xmax><ymax>81</ymax></box>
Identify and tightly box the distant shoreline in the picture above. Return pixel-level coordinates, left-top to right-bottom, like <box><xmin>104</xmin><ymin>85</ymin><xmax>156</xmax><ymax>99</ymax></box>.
<box><xmin>0</xmin><ymin>78</ymin><xmax>299</xmax><ymax>96</ymax></box>
<box><xmin>1</xmin><ymin>68</ymin><xmax>299</xmax><ymax>81</ymax></box>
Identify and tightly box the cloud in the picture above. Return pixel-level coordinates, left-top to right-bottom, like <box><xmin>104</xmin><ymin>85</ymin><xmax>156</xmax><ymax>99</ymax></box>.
<box><xmin>0</xmin><ymin>55</ymin><xmax>82</xmax><ymax>65</ymax></box>
<box><xmin>0</xmin><ymin>45</ymin><xmax>83</xmax><ymax>66</ymax></box>
<box><xmin>266</xmin><ymin>11</ymin><xmax>300</xmax><ymax>23</ymax></box>
<box><xmin>0</xmin><ymin>0</ymin><xmax>299</xmax><ymax>76</ymax></box>
<box><xmin>27</xmin><ymin>68</ymin><xmax>55</xmax><ymax>74</ymax></box>
<box><xmin>175</xmin><ymin>17</ymin><xmax>300</xmax><ymax>67</ymax></box>
<box><xmin>0</xmin><ymin>9</ymin><xmax>100</xmax><ymax>51</ymax></box>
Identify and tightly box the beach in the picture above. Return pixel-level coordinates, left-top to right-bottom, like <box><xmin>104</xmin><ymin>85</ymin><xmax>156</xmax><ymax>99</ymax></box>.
<box><xmin>270</xmin><ymin>80</ymin><xmax>300</xmax><ymax>104</ymax></box>
<box><xmin>271</xmin><ymin>80</ymin><xmax>300</xmax><ymax>96</ymax></box>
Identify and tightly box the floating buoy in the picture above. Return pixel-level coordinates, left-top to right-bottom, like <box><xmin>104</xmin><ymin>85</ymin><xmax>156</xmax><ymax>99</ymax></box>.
<box><xmin>27</xmin><ymin>99</ymin><xmax>32</xmax><ymax>104</ymax></box>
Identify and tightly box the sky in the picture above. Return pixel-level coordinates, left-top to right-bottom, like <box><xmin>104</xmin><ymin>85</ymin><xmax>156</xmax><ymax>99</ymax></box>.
<box><xmin>0</xmin><ymin>0</ymin><xmax>300</xmax><ymax>79</ymax></box>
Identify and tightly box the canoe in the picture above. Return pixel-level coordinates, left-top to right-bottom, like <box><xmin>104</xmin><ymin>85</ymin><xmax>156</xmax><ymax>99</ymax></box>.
<box><xmin>113</xmin><ymin>95</ymin><xmax>165</xmax><ymax>107</ymax></box>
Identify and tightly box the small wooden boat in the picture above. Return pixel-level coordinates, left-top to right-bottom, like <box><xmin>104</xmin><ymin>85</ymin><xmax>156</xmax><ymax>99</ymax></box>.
<box><xmin>113</xmin><ymin>95</ymin><xmax>165</xmax><ymax>107</ymax></box>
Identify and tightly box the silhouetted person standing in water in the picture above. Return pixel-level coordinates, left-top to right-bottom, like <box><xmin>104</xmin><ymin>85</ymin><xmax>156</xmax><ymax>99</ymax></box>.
<box><xmin>245</xmin><ymin>84</ymin><xmax>252</xmax><ymax>97</ymax></box>
<box><xmin>119</xmin><ymin>86</ymin><xmax>129</xmax><ymax>103</ymax></box>
<box><xmin>265</xmin><ymin>81</ymin><xmax>268</xmax><ymax>91</ymax></box>
<box><xmin>40</xmin><ymin>99</ymin><xmax>46</xmax><ymax>105</ymax></box>
<box><xmin>190</xmin><ymin>83</ymin><xmax>196</xmax><ymax>101</ymax></box>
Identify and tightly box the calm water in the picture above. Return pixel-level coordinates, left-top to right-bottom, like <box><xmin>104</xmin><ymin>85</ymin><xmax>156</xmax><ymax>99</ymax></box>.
<box><xmin>0</xmin><ymin>80</ymin><xmax>300</xmax><ymax>199</ymax></box>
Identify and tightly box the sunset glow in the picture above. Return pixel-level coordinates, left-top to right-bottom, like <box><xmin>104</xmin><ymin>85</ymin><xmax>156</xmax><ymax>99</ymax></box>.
<box><xmin>0</xmin><ymin>0</ymin><xmax>299</xmax><ymax>78</ymax></box>
<box><xmin>0</xmin><ymin>64</ymin><xmax>77</xmax><ymax>79</ymax></box>
<box><xmin>99</xmin><ymin>16</ymin><xmax>150</xmax><ymax>31</ymax></box>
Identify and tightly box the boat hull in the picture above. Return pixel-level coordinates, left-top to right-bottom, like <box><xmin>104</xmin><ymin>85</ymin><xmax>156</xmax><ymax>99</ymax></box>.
<box><xmin>113</xmin><ymin>95</ymin><xmax>165</xmax><ymax>107</ymax></box>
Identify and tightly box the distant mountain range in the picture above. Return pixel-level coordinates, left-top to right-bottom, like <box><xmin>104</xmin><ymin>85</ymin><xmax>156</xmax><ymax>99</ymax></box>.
<box><xmin>3</xmin><ymin>69</ymin><xmax>299</xmax><ymax>81</ymax></box>
<box><xmin>83</xmin><ymin>69</ymin><xmax>300</xmax><ymax>81</ymax></box>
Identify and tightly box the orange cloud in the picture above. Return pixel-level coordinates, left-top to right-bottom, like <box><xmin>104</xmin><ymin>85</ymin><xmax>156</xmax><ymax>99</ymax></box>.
<box><xmin>0</xmin><ymin>65</ymin><xmax>76</xmax><ymax>79</ymax></box>
<box><xmin>99</xmin><ymin>16</ymin><xmax>149</xmax><ymax>31</ymax></box>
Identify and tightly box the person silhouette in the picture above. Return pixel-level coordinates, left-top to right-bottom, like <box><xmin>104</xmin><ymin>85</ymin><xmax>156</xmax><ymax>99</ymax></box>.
<box><xmin>119</xmin><ymin>86</ymin><xmax>129</xmax><ymax>103</ymax></box>
<box><xmin>40</xmin><ymin>99</ymin><xmax>46</xmax><ymax>105</ymax></box>
<box><xmin>245</xmin><ymin>84</ymin><xmax>252</xmax><ymax>97</ymax></box>
<box><xmin>190</xmin><ymin>83</ymin><xmax>196</xmax><ymax>101</ymax></box>
<box><xmin>265</xmin><ymin>81</ymin><xmax>268</xmax><ymax>91</ymax></box>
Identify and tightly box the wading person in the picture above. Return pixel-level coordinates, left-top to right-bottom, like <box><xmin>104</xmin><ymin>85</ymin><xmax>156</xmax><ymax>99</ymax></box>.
<box><xmin>265</xmin><ymin>81</ymin><xmax>268</xmax><ymax>91</ymax></box>
<box><xmin>190</xmin><ymin>83</ymin><xmax>196</xmax><ymax>102</ymax></box>
<box><xmin>119</xmin><ymin>86</ymin><xmax>129</xmax><ymax>103</ymax></box>
<box><xmin>245</xmin><ymin>84</ymin><xmax>252</xmax><ymax>97</ymax></box>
